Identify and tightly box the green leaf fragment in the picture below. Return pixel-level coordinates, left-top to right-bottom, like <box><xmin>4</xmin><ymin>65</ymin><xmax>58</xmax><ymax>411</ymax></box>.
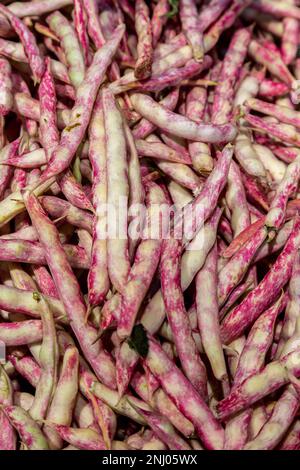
<box><xmin>128</xmin><ymin>324</ymin><xmax>149</xmax><ymax>358</ymax></box>
<box><xmin>166</xmin><ymin>0</ymin><xmax>179</xmax><ymax>18</ymax></box>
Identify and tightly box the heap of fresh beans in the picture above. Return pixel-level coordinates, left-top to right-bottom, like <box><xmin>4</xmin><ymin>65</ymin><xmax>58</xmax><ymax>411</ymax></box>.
<box><xmin>2</xmin><ymin>0</ymin><xmax>300</xmax><ymax>452</ymax></box>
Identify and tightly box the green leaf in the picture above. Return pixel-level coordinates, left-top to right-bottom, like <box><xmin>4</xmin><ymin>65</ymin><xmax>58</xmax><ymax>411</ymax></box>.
<box><xmin>166</xmin><ymin>0</ymin><xmax>179</xmax><ymax>18</ymax></box>
<box><xmin>128</xmin><ymin>324</ymin><xmax>149</xmax><ymax>358</ymax></box>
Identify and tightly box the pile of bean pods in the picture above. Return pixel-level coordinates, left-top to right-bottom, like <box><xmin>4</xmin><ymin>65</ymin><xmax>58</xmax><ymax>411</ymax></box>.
<box><xmin>1</xmin><ymin>0</ymin><xmax>300</xmax><ymax>451</ymax></box>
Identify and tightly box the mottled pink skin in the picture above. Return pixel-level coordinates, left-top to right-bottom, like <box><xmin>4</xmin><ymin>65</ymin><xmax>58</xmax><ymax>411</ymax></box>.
<box><xmin>78</xmin><ymin>160</ymin><xmax>94</xmax><ymax>181</ymax></box>
<box><xmin>23</xmin><ymin>192</ymin><xmax>116</xmax><ymax>389</ymax></box>
<box><xmin>44</xmin><ymin>37</ymin><xmax>67</xmax><ymax>66</ymax></box>
<box><xmin>38</xmin><ymin>57</ymin><xmax>59</xmax><ymax>161</ymax></box>
<box><xmin>0</xmin><ymin>37</ymin><xmax>69</xmax><ymax>84</ymax></box>
<box><xmin>14</xmin><ymin>92</ymin><xmax>42</xmax><ymax>123</ymax></box>
<box><xmin>132</xmin><ymin>406</ymin><xmax>191</xmax><ymax>450</ymax></box>
<box><xmin>0</xmin><ymin>138</ymin><xmax>19</xmax><ymax>200</ymax></box>
<box><xmin>143</xmin><ymin>56</ymin><xmax>203</xmax><ymax>89</ymax></box>
<box><xmin>144</xmin><ymin>335</ymin><xmax>224</xmax><ymax>450</ymax></box>
<box><xmin>247</xmin><ymin>98</ymin><xmax>300</xmax><ymax>129</ymax></box>
<box><xmin>174</xmin><ymin>145</ymin><xmax>233</xmax><ymax>239</ymax></box>
<box><xmin>11</xmin><ymin>167</ymin><xmax>27</xmax><ymax>192</ymax></box>
<box><xmin>265</xmin><ymin>154</ymin><xmax>300</xmax><ymax>231</ymax></box>
<box><xmin>74</xmin><ymin>0</ymin><xmax>90</xmax><ymax>66</ymax></box>
<box><xmin>132</xmin><ymin>93</ymin><xmax>236</xmax><ymax>145</ymax></box>
<box><xmin>131</xmin><ymin>370</ymin><xmax>159</xmax><ymax>404</ymax></box>
<box><xmin>0</xmin><ymin>320</ymin><xmax>43</xmax><ymax>346</ymax></box>
<box><xmin>219</xmin><ymin>268</ymin><xmax>255</xmax><ymax>319</ymax></box>
<box><xmin>151</xmin><ymin>0</ymin><xmax>169</xmax><ymax>47</ymax></box>
<box><xmin>13</xmin><ymin>92</ymin><xmax>70</xmax><ymax>129</ymax></box>
<box><xmin>161</xmin><ymin>236</ymin><xmax>207</xmax><ymax>397</ymax></box>
<box><xmin>280</xmin><ymin>419</ymin><xmax>300</xmax><ymax>450</ymax></box>
<box><xmin>212</xmin><ymin>27</ymin><xmax>251</xmax><ymax>124</ymax></box>
<box><xmin>43</xmin><ymin>346</ymin><xmax>79</xmax><ymax>449</ymax></box>
<box><xmin>0</xmin><ymin>12</ymin><xmax>12</xmax><ymax>37</ymax></box>
<box><xmin>115</xmin><ymin>342</ymin><xmax>139</xmax><ymax>396</ymax></box>
<box><xmin>218</xmin><ymin>349</ymin><xmax>300</xmax><ymax>420</ymax></box>
<box><xmin>136</xmin><ymin>139</ymin><xmax>191</xmax><ymax>164</ymax></box>
<box><xmin>282</xmin><ymin>15</ymin><xmax>299</xmax><ymax>65</ymax></box>
<box><xmin>153</xmin><ymin>389</ymin><xmax>194</xmax><ymax>438</ymax></box>
<box><xmin>59</xmin><ymin>171</ymin><xmax>94</xmax><ymax>213</ymax></box>
<box><xmin>32</xmin><ymin>266</ymin><xmax>58</xmax><ymax>299</ymax></box>
<box><xmin>287</xmin><ymin>198</ymin><xmax>300</xmax><ymax>217</ymax></box>
<box><xmin>185</xmin><ymin>86</ymin><xmax>211</xmax><ymax>171</ymax></box>
<box><xmin>12</xmin><ymin>74</ymin><xmax>36</xmax><ymax>137</ymax></box>
<box><xmin>9</xmin><ymin>355</ymin><xmax>41</xmax><ymax>388</ymax></box>
<box><xmin>40</xmin><ymin>196</ymin><xmax>93</xmax><ymax>233</ymax></box>
<box><xmin>8</xmin><ymin>0</ymin><xmax>73</xmax><ymax>17</ymax></box>
<box><xmin>234</xmin><ymin>294</ymin><xmax>288</xmax><ymax>387</ymax></box>
<box><xmin>116</xmin><ymin>197</ymin><xmax>223</xmax><ymax>399</ymax></box>
<box><xmin>159</xmin><ymin>132</ymin><xmax>191</xmax><ymax>163</ymax></box>
<box><xmin>276</xmin><ymin>250</ymin><xmax>300</xmax><ymax>358</ymax></box>
<box><xmin>100</xmin><ymin>295</ymin><xmax>119</xmax><ymax>331</ymax></box>
<box><xmin>259</xmin><ymin>80</ymin><xmax>289</xmax><ymax>98</ymax></box>
<box><xmin>98</xmin><ymin>1</ymin><xmax>120</xmax><ymax>39</ymax></box>
<box><xmin>0</xmin><ymin>284</ymin><xmax>64</xmax><ymax>320</ymax></box>
<box><xmin>0</xmin><ymin>57</ymin><xmax>12</xmax><ymax>115</ymax></box>
<box><xmin>3</xmin><ymin>405</ymin><xmax>49</xmax><ymax>450</ymax></box>
<box><xmin>0</xmin><ymin>239</ymin><xmax>90</xmax><ymax>269</ymax></box>
<box><xmin>135</xmin><ymin>0</ymin><xmax>153</xmax><ymax>79</ymax></box>
<box><xmin>186</xmin><ymin>86</ymin><xmax>207</xmax><ymax>122</ymax></box>
<box><xmin>0</xmin><ymin>365</ymin><xmax>16</xmax><ymax>450</ymax></box>
<box><xmin>87</xmin><ymin>95</ymin><xmax>109</xmax><ymax>307</ymax></box>
<box><xmin>270</xmin><ymin>145</ymin><xmax>297</xmax><ymax>164</ymax></box>
<box><xmin>196</xmin><ymin>243</ymin><xmax>227</xmax><ymax>384</ymax></box>
<box><xmin>154</xmin><ymin>33</ymin><xmax>187</xmax><ymax>60</ymax></box>
<box><xmin>252</xmin><ymin>0</ymin><xmax>300</xmax><ymax>20</ymax></box>
<box><xmin>87</xmin><ymin>1</ymin><xmax>124</xmax><ymax>84</ymax></box>
<box><xmin>224</xmin><ymin>411</ymin><xmax>252</xmax><ymax>450</ymax></box>
<box><xmin>117</xmin><ymin>240</ymin><xmax>162</xmax><ymax>340</ymax></box>
<box><xmin>39</xmin><ymin>24</ymin><xmax>125</xmax><ymax>183</ymax></box>
<box><xmin>198</xmin><ymin>0</ymin><xmax>231</xmax><ymax>32</ymax></box>
<box><xmin>85</xmin><ymin>0</ymin><xmax>105</xmax><ymax>48</ymax></box>
<box><xmin>114</xmin><ymin>56</ymin><xmax>212</xmax><ymax>95</ymax></box>
<box><xmin>221</xmin><ymin>218</ymin><xmax>300</xmax><ymax>344</ymax></box>
<box><xmin>218</xmin><ymin>227</ymin><xmax>267</xmax><ymax>306</ymax></box>
<box><xmin>203</xmin><ymin>0</ymin><xmax>252</xmax><ymax>52</ymax></box>
<box><xmin>240</xmin><ymin>172</ymin><xmax>269</xmax><ymax>212</ymax></box>
<box><xmin>261</xmin><ymin>37</ymin><xmax>281</xmax><ymax>55</ymax></box>
<box><xmin>116</xmin><ymin>183</ymin><xmax>168</xmax><ymax>384</ymax></box>
<box><xmin>125</xmin><ymin>124</ymin><xmax>145</xmax><ymax>240</ymax></box>
<box><xmin>0</xmin><ymin>410</ymin><xmax>16</xmax><ymax>450</ymax></box>
<box><xmin>249</xmin><ymin>39</ymin><xmax>294</xmax><ymax>85</ymax></box>
<box><xmin>253</xmin><ymin>220</ymin><xmax>294</xmax><ymax>264</ymax></box>
<box><xmin>118</xmin><ymin>0</ymin><xmax>135</xmax><ymax>20</ymax></box>
<box><xmin>245</xmin><ymin>385</ymin><xmax>299</xmax><ymax>450</ymax></box>
<box><xmin>46</xmin><ymin>10</ymin><xmax>86</xmax><ymax>89</ymax></box>
<box><xmin>0</xmin><ymin>37</ymin><xmax>28</xmax><ymax>62</ymax></box>
<box><xmin>47</xmin><ymin>424</ymin><xmax>106</xmax><ymax>450</ymax></box>
<box><xmin>55</xmin><ymin>83</ymin><xmax>75</xmax><ymax>101</ymax></box>
<box><xmin>27</xmin><ymin>168</ymin><xmax>41</xmax><ymax>188</ymax></box>
<box><xmin>226</xmin><ymin>161</ymin><xmax>250</xmax><ymax>236</ymax></box>
<box><xmin>103</xmin><ymin>87</ymin><xmax>130</xmax><ymax>294</ymax></box>
<box><xmin>94</xmin><ymin>396</ymin><xmax>117</xmax><ymax>442</ymax></box>
<box><xmin>180</xmin><ymin>0</ymin><xmax>203</xmax><ymax>62</ymax></box>
<box><xmin>144</xmin><ymin>366</ymin><xmax>160</xmax><ymax>399</ymax></box>
<box><xmin>0</xmin><ymin>5</ymin><xmax>44</xmax><ymax>82</ymax></box>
